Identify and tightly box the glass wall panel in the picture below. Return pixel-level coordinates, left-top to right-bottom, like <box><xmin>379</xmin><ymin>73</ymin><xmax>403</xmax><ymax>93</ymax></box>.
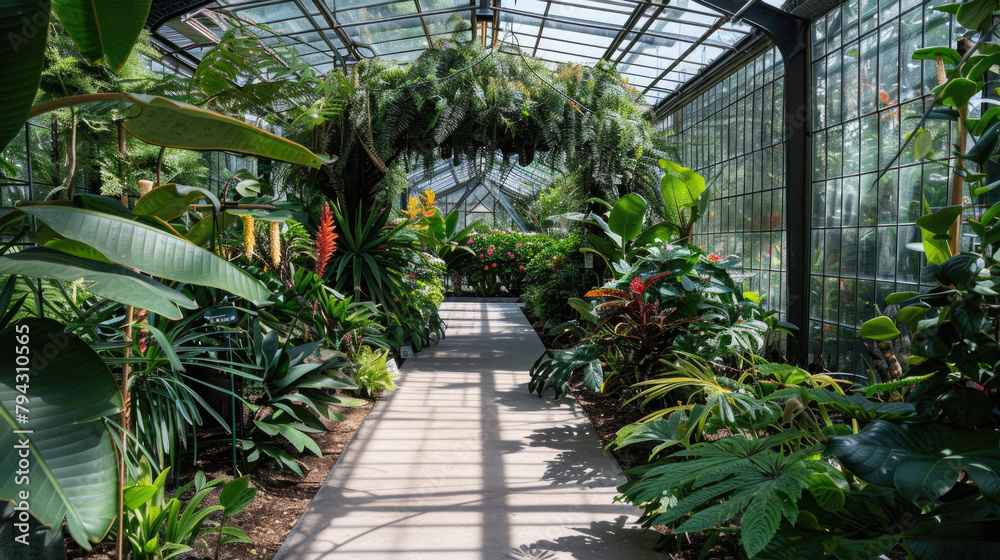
<box><xmin>808</xmin><ymin>0</ymin><xmax>956</xmax><ymax>372</ymax></box>
<box><xmin>670</xmin><ymin>46</ymin><xmax>787</xmax><ymax>322</ymax></box>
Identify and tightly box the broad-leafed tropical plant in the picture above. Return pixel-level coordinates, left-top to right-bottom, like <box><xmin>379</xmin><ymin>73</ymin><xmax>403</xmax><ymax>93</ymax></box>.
<box><xmin>413</xmin><ymin>206</ymin><xmax>478</xmax><ymax>271</ymax></box>
<box><xmin>121</xmin><ymin>459</ymin><xmax>255</xmax><ymax>560</ymax></box>
<box><xmin>0</xmin><ymin>318</ymin><xmax>123</xmax><ymax>549</ymax></box>
<box><xmin>619</xmin><ymin>431</ymin><xmax>832</xmax><ymax>558</ymax></box>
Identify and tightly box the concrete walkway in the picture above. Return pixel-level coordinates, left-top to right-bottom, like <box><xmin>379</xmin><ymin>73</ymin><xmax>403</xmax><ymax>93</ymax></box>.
<box><xmin>273</xmin><ymin>302</ymin><xmax>663</xmax><ymax>559</ymax></box>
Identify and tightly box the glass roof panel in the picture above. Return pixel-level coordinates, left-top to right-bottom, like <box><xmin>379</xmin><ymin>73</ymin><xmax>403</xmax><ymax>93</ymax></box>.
<box><xmin>337</xmin><ymin>1</ymin><xmax>418</xmax><ymax>24</ymax></box>
<box><xmin>420</xmin><ymin>0</ymin><xmax>472</xmax><ymax>10</ymax></box>
<box><xmin>150</xmin><ymin>0</ymin><xmax>790</xmax><ymax>126</ymax></box>
<box><xmin>423</xmin><ymin>11</ymin><xmax>474</xmax><ymax>35</ymax></box>
<box><xmin>144</xmin><ymin>0</ymin><xmax>797</xmax><ymax>227</ymax></box>
<box><xmin>231</xmin><ymin>2</ymin><xmax>304</xmax><ymax>23</ymax></box>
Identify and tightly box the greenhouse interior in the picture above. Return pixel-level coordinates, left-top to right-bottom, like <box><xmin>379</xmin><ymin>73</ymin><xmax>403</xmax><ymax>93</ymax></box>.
<box><xmin>2</xmin><ymin>0</ymin><xmax>1000</xmax><ymax>558</ymax></box>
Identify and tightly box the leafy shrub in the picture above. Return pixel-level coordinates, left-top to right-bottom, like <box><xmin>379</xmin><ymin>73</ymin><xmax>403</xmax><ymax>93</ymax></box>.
<box><xmin>352</xmin><ymin>346</ymin><xmax>399</xmax><ymax>398</ymax></box>
<box><xmin>522</xmin><ymin>233</ymin><xmax>583</xmax><ymax>324</ymax></box>
<box><xmin>122</xmin><ymin>460</ymin><xmax>256</xmax><ymax>560</ymax></box>
<box><xmin>457</xmin><ymin>229</ymin><xmax>555</xmax><ymax>296</ymax></box>
<box><xmin>402</xmin><ymin>250</ymin><xmax>446</xmax><ymax>310</ymax></box>
<box><xmin>530</xmin><ymin>243</ymin><xmax>787</xmax><ymax>403</ymax></box>
<box><xmin>239</xmin><ymin>323</ymin><xmax>364</xmax><ymax>476</ymax></box>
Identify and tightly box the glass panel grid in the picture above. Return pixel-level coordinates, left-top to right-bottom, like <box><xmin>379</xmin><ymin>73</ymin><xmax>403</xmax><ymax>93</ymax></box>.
<box><xmin>675</xmin><ymin>45</ymin><xmax>787</xmax><ymax>323</ymax></box>
<box><xmin>809</xmin><ymin>1</ymin><xmax>955</xmax><ymax>373</ymax></box>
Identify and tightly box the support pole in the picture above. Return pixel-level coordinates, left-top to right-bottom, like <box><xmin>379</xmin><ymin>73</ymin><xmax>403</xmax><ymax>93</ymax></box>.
<box><xmin>687</xmin><ymin>0</ymin><xmax>812</xmax><ymax>364</ymax></box>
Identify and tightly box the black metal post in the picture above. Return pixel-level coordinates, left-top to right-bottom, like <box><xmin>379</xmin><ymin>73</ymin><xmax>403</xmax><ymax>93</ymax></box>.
<box><xmin>688</xmin><ymin>0</ymin><xmax>812</xmax><ymax>364</ymax></box>
<box><xmin>23</xmin><ymin>122</ymin><xmax>43</xmax><ymax>318</ymax></box>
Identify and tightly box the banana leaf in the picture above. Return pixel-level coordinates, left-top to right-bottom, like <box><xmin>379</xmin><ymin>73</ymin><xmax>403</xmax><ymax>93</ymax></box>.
<box><xmin>0</xmin><ymin>318</ymin><xmax>123</xmax><ymax>548</ymax></box>
<box><xmin>21</xmin><ymin>206</ymin><xmax>271</xmax><ymax>304</ymax></box>
<box><xmin>0</xmin><ymin>247</ymin><xmax>197</xmax><ymax>319</ymax></box>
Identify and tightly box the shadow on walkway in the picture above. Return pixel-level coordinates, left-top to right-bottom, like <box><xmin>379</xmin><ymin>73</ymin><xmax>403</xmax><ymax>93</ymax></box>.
<box><xmin>273</xmin><ymin>302</ymin><xmax>664</xmax><ymax>559</ymax></box>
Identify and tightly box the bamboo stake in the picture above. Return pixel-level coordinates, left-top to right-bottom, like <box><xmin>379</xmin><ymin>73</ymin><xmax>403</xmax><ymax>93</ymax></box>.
<box><xmin>115</xmin><ymin>124</ymin><xmax>132</xmax><ymax>560</ymax></box>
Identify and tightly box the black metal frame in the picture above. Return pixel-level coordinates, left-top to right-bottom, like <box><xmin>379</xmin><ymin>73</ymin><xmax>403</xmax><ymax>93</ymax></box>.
<box><xmin>683</xmin><ymin>0</ymin><xmax>812</xmax><ymax>364</ymax></box>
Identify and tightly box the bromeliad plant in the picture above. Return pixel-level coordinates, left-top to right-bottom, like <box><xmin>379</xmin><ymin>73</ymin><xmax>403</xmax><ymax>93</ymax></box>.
<box><xmin>239</xmin><ymin>322</ymin><xmax>364</xmax><ymax>476</ymax></box>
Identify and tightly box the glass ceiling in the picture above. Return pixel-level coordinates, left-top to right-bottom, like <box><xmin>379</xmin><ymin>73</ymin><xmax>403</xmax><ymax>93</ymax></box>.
<box><xmin>406</xmin><ymin>155</ymin><xmax>557</xmax><ymax>230</ymax></box>
<box><xmin>148</xmin><ymin>0</ymin><xmax>790</xmax><ymax>106</ymax></box>
<box><xmin>146</xmin><ymin>0</ymin><xmax>791</xmax><ymax>226</ymax></box>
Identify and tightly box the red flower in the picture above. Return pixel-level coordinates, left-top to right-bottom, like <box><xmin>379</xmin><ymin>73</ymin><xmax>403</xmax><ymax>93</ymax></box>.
<box><xmin>518</xmin><ymin>265</ymin><xmax>524</xmax><ymax>270</ymax></box>
<box><xmin>707</xmin><ymin>253</ymin><xmax>722</xmax><ymax>263</ymax></box>
<box><xmin>492</xmin><ymin>263</ymin><xmax>497</xmax><ymax>268</ymax></box>
<box><xmin>508</xmin><ymin>252</ymin><xmax>515</xmax><ymax>259</ymax></box>
<box><xmin>487</xmin><ymin>247</ymin><xmax>494</xmax><ymax>256</ymax></box>
<box><xmin>479</xmin><ymin>254</ymin><xmax>484</xmax><ymax>259</ymax></box>
<box><xmin>314</xmin><ymin>200</ymin><xmax>338</xmax><ymax>277</ymax></box>
<box><xmin>629</xmin><ymin>277</ymin><xmax>644</xmax><ymax>294</ymax></box>
<box><xmin>407</xmin><ymin>273</ymin><xmax>415</xmax><ymax>278</ymax></box>
<box><xmin>484</xmin><ymin>266</ymin><xmax>489</xmax><ymax>270</ymax></box>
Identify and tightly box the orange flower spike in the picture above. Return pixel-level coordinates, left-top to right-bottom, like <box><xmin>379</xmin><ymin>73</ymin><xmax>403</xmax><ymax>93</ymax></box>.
<box><xmin>315</xmin><ymin>201</ymin><xmax>338</xmax><ymax>278</ymax></box>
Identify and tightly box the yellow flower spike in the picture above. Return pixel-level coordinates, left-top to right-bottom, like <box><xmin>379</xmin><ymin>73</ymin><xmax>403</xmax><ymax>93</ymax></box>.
<box><xmin>270</xmin><ymin>221</ymin><xmax>281</xmax><ymax>270</ymax></box>
<box><xmin>242</xmin><ymin>215</ymin><xmax>256</xmax><ymax>260</ymax></box>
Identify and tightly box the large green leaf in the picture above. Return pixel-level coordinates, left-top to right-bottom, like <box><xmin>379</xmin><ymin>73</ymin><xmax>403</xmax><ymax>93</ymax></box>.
<box><xmin>912</xmin><ymin>46</ymin><xmax>963</xmax><ymax>67</ymax></box>
<box><xmin>0</xmin><ymin>318</ymin><xmax>123</xmax><ymax>548</ymax></box>
<box><xmin>630</xmin><ymin>221</ymin><xmax>677</xmax><ymax>253</ymax></box>
<box><xmin>119</xmin><ymin>94</ymin><xmax>331</xmax><ymax>168</ymax></box>
<box><xmin>858</xmin><ymin>316</ymin><xmax>901</xmax><ymax>340</ymax></box>
<box><xmin>826</xmin><ymin>420</ymin><xmax>1000</xmax><ymax>507</ymax></box>
<box><xmin>0</xmin><ymin>247</ymin><xmax>196</xmax><ymax>319</ymax></box>
<box><xmin>20</xmin><ymin>206</ymin><xmax>271</xmax><ymax>304</ymax></box>
<box><xmin>933</xmin><ymin>0</ymin><xmax>1000</xmax><ymax>31</ymax></box>
<box><xmin>915</xmin><ymin>203</ymin><xmax>962</xmax><ymax>265</ymax></box>
<box><xmin>607</xmin><ymin>193</ymin><xmax>647</xmax><ymax>242</ymax></box>
<box><xmin>0</xmin><ymin>0</ymin><xmax>50</xmax><ymax>152</ymax></box>
<box><xmin>133</xmin><ymin>183</ymin><xmax>221</xmax><ymax>221</ymax></box>
<box><xmin>933</xmin><ymin>78</ymin><xmax>980</xmax><ymax>108</ymax></box>
<box><xmin>184</xmin><ymin>211</ymin><xmax>239</xmax><ymax>247</ymax></box>
<box><xmin>660</xmin><ymin>159</ymin><xmax>705</xmax><ymax>225</ymax></box>
<box><xmin>51</xmin><ymin>0</ymin><xmax>151</xmax><ymax>70</ymax></box>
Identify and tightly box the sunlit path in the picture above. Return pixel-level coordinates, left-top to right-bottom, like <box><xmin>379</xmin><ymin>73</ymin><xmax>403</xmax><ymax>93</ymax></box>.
<box><xmin>273</xmin><ymin>302</ymin><xmax>663</xmax><ymax>560</ymax></box>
